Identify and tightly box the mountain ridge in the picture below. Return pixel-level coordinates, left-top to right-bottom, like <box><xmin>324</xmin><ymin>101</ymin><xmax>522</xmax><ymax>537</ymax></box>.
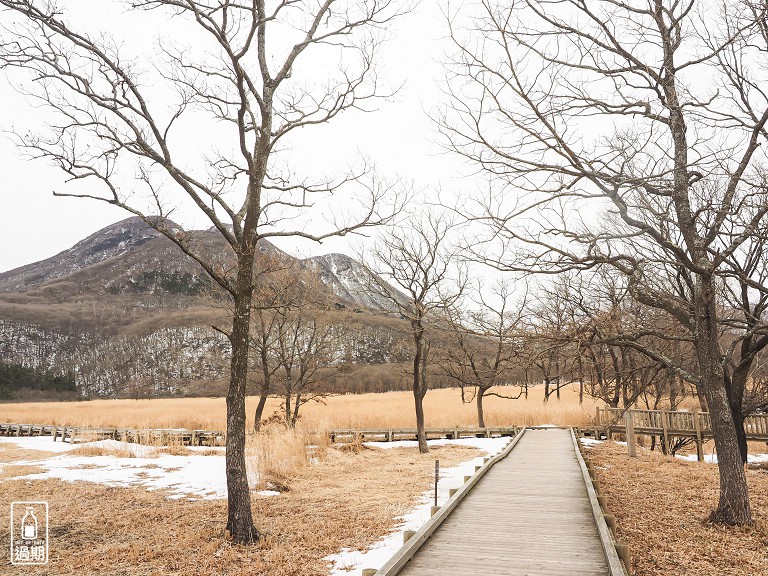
<box><xmin>0</xmin><ymin>216</ymin><xmax>402</xmax><ymax>314</ymax></box>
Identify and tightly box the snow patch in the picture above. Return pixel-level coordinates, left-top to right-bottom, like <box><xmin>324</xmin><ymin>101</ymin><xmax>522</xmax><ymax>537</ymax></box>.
<box><xmin>579</xmin><ymin>438</ymin><xmax>605</xmax><ymax>447</ymax></box>
<box><xmin>0</xmin><ymin>436</ymin><xmax>228</xmax><ymax>499</ymax></box>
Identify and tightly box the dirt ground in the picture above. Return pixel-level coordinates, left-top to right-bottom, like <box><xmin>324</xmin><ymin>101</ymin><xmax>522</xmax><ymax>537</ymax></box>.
<box><xmin>586</xmin><ymin>441</ymin><xmax>768</xmax><ymax>576</ymax></box>
<box><xmin>0</xmin><ymin>443</ymin><xmax>480</xmax><ymax>576</ymax></box>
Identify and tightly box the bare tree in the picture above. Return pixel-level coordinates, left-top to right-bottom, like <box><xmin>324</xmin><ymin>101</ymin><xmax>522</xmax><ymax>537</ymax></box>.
<box><xmin>274</xmin><ymin>309</ymin><xmax>337</xmax><ymax>427</ymax></box>
<box><xmin>367</xmin><ymin>211</ymin><xmax>465</xmax><ymax>453</ymax></box>
<box><xmin>0</xmin><ymin>0</ymin><xmax>405</xmax><ymax>542</ymax></box>
<box><xmin>248</xmin><ymin>254</ymin><xmax>301</xmax><ymax>431</ymax></box>
<box><xmin>443</xmin><ymin>0</ymin><xmax>768</xmax><ymax>524</ymax></box>
<box><xmin>443</xmin><ymin>281</ymin><xmax>526</xmax><ymax>428</ymax></box>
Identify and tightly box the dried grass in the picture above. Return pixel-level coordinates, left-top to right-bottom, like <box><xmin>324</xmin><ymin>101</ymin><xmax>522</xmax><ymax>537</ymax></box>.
<box><xmin>587</xmin><ymin>441</ymin><xmax>768</xmax><ymax>576</ymax></box>
<box><xmin>0</xmin><ymin>444</ymin><xmax>480</xmax><ymax>575</ymax></box>
<box><xmin>68</xmin><ymin>444</ymin><xmax>136</xmax><ymax>458</ymax></box>
<box><xmin>0</xmin><ymin>464</ymin><xmax>45</xmax><ymax>480</ymax></box>
<box><xmin>0</xmin><ymin>443</ymin><xmax>57</xmax><ymax>462</ymax></box>
<box><xmin>245</xmin><ymin>425</ymin><xmax>331</xmax><ymax>490</ymax></box>
<box><xmin>0</xmin><ymin>385</ymin><xmax>599</xmax><ymax>430</ymax></box>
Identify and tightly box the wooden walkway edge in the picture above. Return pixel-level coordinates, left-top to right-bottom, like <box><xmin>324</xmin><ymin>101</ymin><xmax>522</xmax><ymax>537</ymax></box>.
<box><xmin>374</xmin><ymin>428</ymin><xmax>529</xmax><ymax>575</ymax></box>
<box><xmin>372</xmin><ymin>428</ymin><xmax>627</xmax><ymax>576</ymax></box>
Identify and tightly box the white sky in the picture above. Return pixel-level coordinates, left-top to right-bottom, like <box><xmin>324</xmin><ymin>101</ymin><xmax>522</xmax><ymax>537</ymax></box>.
<box><xmin>0</xmin><ymin>1</ymin><xmax>482</xmax><ymax>273</ymax></box>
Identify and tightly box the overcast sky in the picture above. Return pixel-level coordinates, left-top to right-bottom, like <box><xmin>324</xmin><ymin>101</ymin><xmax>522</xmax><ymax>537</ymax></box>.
<box><xmin>0</xmin><ymin>1</ymin><xmax>480</xmax><ymax>273</ymax></box>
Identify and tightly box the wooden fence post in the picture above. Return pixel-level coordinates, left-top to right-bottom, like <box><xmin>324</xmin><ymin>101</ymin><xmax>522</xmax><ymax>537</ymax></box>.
<box><xmin>660</xmin><ymin>409</ymin><xmax>669</xmax><ymax>451</ymax></box>
<box><xmin>625</xmin><ymin>411</ymin><xmax>637</xmax><ymax>458</ymax></box>
<box><xmin>693</xmin><ymin>411</ymin><xmax>704</xmax><ymax>462</ymax></box>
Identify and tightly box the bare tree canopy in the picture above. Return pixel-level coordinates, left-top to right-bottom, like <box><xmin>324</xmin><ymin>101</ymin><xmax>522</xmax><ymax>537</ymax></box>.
<box><xmin>0</xmin><ymin>0</ymin><xmax>406</xmax><ymax>542</ymax></box>
<box><xmin>443</xmin><ymin>280</ymin><xmax>528</xmax><ymax>427</ymax></box>
<box><xmin>366</xmin><ymin>209</ymin><xmax>466</xmax><ymax>452</ymax></box>
<box><xmin>443</xmin><ymin>0</ymin><xmax>768</xmax><ymax>525</ymax></box>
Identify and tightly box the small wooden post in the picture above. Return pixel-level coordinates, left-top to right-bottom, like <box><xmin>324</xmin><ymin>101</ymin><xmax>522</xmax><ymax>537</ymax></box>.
<box><xmin>464</xmin><ymin>475</ymin><xmax>471</xmax><ymax>483</ymax></box>
<box><xmin>403</xmin><ymin>530</ymin><xmax>416</xmax><ymax>544</ymax></box>
<box><xmin>430</xmin><ymin>505</ymin><xmax>440</xmax><ymax>516</ymax></box>
<box><xmin>362</xmin><ymin>569</ymin><xmax>377</xmax><ymax>576</ymax></box>
<box><xmin>625</xmin><ymin>411</ymin><xmax>637</xmax><ymax>458</ymax></box>
<box><xmin>449</xmin><ymin>488</ymin><xmax>458</xmax><ymax>497</ymax></box>
<box><xmin>661</xmin><ymin>409</ymin><xmax>669</xmax><ymax>450</ymax></box>
<box><xmin>51</xmin><ymin>427</ymin><xmax>58</xmax><ymax>442</ymax></box>
<box><xmin>597</xmin><ymin>495</ymin><xmax>607</xmax><ymax>510</ymax></box>
<box><xmin>693</xmin><ymin>411</ymin><xmax>704</xmax><ymax>462</ymax></box>
<box><xmin>615</xmin><ymin>542</ymin><xmax>631</xmax><ymax>575</ymax></box>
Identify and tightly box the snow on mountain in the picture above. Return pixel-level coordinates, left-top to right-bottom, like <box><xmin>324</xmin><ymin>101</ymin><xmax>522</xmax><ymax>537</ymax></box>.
<box><xmin>302</xmin><ymin>253</ymin><xmax>405</xmax><ymax>313</ymax></box>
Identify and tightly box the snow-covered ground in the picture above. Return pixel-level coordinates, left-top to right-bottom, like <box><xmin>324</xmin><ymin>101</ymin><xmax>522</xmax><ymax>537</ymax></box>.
<box><xmin>0</xmin><ymin>436</ymin><xmax>250</xmax><ymax>500</ymax></box>
<box><xmin>676</xmin><ymin>451</ymin><xmax>768</xmax><ymax>464</ymax></box>
<box><xmin>325</xmin><ymin>436</ymin><xmax>513</xmax><ymax>576</ymax></box>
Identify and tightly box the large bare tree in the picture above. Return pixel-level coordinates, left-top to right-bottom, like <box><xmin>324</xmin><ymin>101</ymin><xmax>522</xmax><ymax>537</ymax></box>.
<box><xmin>367</xmin><ymin>211</ymin><xmax>465</xmax><ymax>453</ymax></box>
<box><xmin>443</xmin><ymin>0</ymin><xmax>768</xmax><ymax>524</ymax></box>
<box><xmin>443</xmin><ymin>281</ymin><xmax>527</xmax><ymax>427</ymax></box>
<box><xmin>0</xmin><ymin>0</ymin><xmax>404</xmax><ymax>542</ymax></box>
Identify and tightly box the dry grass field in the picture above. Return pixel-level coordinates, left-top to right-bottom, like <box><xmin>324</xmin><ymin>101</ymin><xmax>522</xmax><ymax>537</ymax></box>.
<box><xmin>0</xmin><ymin>385</ymin><xmax>603</xmax><ymax>430</ymax></box>
<box><xmin>587</xmin><ymin>441</ymin><xmax>768</xmax><ymax>576</ymax></box>
<box><xmin>0</xmin><ymin>442</ymin><xmax>481</xmax><ymax>575</ymax></box>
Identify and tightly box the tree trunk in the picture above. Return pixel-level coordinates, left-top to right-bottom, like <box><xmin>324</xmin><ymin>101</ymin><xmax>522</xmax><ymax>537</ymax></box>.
<box><xmin>732</xmin><ymin>409</ymin><xmax>748</xmax><ymax>465</ymax></box>
<box><xmin>253</xmin><ymin>381</ymin><xmax>269</xmax><ymax>432</ymax></box>
<box><xmin>727</xmin><ymin>363</ymin><xmax>752</xmax><ymax>464</ymax></box>
<box><xmin>696</xmin><ymin>287</ymin><xmax>752</xmax><ymax>525</ymax></box>
<box><xmin>284</xmin><ymin>392</ymin><xmax>292</xmax><ymax>427</ymax></box>
<box><xmin>292</xmin><ymin>391</ymin><xmax>302</xmax><ymax>427</ymax></box>
<box><xmin>253</xmin><ymin>340</ymin><xmax>271</xmax><ymax>432</ymax></box>
<box><xmin>226</xmin><ymin>288</ymin><xmax>258</xmax><ymax>543</ymax></box>
<box><xmin>413</xmin><ymin>325</ymin><xmax>429</xmax><ymax>453</ymax></box>
<box><xmin>476</xmin><ymin>388</ymin><xmax>486</xmax><ymax>428</ymax></box>
<box><xmin>414</xmin><ymin>389</ymin><xmax>428</xmax><ymax>452</ymax></box>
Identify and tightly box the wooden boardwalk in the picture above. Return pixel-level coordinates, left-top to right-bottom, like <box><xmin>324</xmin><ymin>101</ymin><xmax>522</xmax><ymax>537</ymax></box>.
<box><xmin>381</xmin><ymin>428</ymin><xmax>619</xmax><ymax>576</ymax></box>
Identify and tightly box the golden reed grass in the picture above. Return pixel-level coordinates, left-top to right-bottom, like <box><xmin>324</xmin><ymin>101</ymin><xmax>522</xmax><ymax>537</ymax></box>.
<box><xmin>0</xmin><ymin>385</ymin><xmax>600</xmax><ymax>430</ymax></box>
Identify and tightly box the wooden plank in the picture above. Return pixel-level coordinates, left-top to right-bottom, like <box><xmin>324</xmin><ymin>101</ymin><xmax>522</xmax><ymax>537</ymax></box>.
<box><xmin>374</xmin><ymin>429</ymin><xmax>528</xmax><ymax>576</ymax></box>
<box><xmin>379</xmin><ymin>429</ymin><xmax>614</xmax><ymax>576</ymax></box>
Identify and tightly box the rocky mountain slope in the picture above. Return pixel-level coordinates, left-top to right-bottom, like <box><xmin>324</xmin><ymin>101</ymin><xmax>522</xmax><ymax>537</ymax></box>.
<box><xmin>0</xmin><ymin>217</ymin><xmax>414</xmax><ymax>398</ymax></box>
<box><xmin>0</xmin><ymin>216</ymin><xmax>401</xmax><ymax>313</ymax></box>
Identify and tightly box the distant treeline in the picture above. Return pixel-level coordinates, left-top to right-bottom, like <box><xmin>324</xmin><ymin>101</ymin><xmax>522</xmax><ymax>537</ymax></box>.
<box><xmin>0</xmin><ymin>363</ymin><xmax>76</xmax><ymax>399</ymax></box>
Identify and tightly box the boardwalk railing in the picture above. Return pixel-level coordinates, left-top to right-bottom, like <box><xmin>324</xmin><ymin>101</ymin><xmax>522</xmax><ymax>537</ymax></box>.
<box><xmin>0</xmin><ymin>423</ymin><xmax>224</xmax><ymax>446</ymax></box>
<box><xmin>595</xmin><ymin>407</ymin><xmax>768</xmax><ymax>461</ymax></box>
<box><xmin>597</xmin><ymin>407</ymin><xmax>768</xmax><ymax>440</ymax></box>
<box><xmin>573</xmin><ymin>429</ymin><xmax>631</xmax><ymax>576</ymax></box>
<box><xmin>327</xmin><ymin>426</ymin><xmax>519</xmax><ymax>443</ymax></box>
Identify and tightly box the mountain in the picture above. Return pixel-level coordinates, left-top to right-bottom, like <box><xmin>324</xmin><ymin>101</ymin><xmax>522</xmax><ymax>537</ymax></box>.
<box><xmin>0</xmin><ymin>217</ymin><xmax>170</xmax><ymax>292</ymax></box>
<box><xmin>0</xmin><ymin>216</ymin><xmax>401</xmax><ymax>313</ymax></box>
<box><xmin>0</xmin><ymin>217</ymin><xmax>415</xmax><ymax>398</ymax></box>
<box><xmin>302</xmin><ymin>252</ymin><xmax>407</xmax><ymax>312</ymax></box>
